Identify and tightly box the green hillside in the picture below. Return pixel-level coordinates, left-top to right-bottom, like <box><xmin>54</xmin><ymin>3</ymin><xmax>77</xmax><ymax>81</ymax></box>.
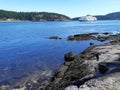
<box><xmin>0</xmin><ymin>10</ymin><xmax>70</xmax><ymax>21</ymax></box>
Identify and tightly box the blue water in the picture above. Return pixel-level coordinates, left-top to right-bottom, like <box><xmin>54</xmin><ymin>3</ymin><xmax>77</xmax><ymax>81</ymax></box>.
<box><xmin>0</xmin><ymin>20</ymin><xmax>120</xmax><ymax>85</ymax></box>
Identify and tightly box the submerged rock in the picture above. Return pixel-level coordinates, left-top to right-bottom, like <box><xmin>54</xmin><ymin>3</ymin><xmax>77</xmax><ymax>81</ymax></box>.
<box><xmin>49</xmin><ymin>36</ymin><xmax>62</xmax><ymax>40</ymax></box>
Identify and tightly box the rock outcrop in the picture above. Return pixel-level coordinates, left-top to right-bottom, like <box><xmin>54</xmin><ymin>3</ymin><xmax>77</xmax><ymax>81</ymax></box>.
<box><xmin>46</xmin><ymin>41</ymin><xmax>120</xmax><ymax>90</ymax></box>
<box><xmin>64</xmin><ymin>52</ymin><xmax>75</xmax><ymax>61</ymax></box>
<box><xmin>67</xmin><ymin>32</ymin><xmax>120</xmax><ymax>42</ymax></box>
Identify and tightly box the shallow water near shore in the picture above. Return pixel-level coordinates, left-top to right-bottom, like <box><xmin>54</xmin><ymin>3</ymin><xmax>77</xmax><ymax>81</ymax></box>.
<box><xmin>0</xmin><ymin>20</ymin><xmax>120</xmax><ymax>88</ymax></box>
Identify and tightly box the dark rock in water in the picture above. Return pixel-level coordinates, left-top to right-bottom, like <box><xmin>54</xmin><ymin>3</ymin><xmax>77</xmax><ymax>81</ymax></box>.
<box><xmin>97</xmin><ymin>36</ymin><xmax>107</xmax><ymax>42</ymax></box>
<box><xmin>64</xmin><ymin>52</ymin><xmax>75</xmax><ymax>61</ymax></box>
<box><xmin>98</xmin><ymin>63</ymin><xmax>109</xmax><ymax>74</ymax></box>
<box><xmin>67</xmin><ymin>35</ymin><xmax>74</xmax><ymax>41</ymax></box>
<box><xmin>89</xmin><ymin>42</ymin><xmax>94</xmax><ymax>46</ymax></box>
<box><xmin>67</xmin><ymin>33</ymin><xmax>96</xmax><ymax>41</ymax></box>
<box><xmin>88</xmin><ymin>32</ymin><xmax>99</xmax><ymax>35</ymax></box>
<box><xmin>102</xmin><ymin>32</ymin><xmax>112</xmax><ymax>35</ymax></box>
<box><xmin>49</xmin><ymin>36</ymin><xmax>62</xmax><ymax>40</ymax></box>
<box><xmin>67</xmin><ymin>32</ymin><xmax>120</xmax><ymax>42</ymax></box>
<box><xmin>97</xmin><ymin>33</ymin><xmax>120</xmax><ymax>42</ymax></box>
<box><xmin>74</xmin><ymin>34</ymin><xmax>96</xmax><ymax>41</ymax></box>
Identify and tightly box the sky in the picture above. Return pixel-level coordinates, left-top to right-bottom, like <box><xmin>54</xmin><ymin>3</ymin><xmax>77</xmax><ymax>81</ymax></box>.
<box><xmin>0</xmin><ymin>0</ymin><xmax>120</xmax><ymax>18</ymax></box>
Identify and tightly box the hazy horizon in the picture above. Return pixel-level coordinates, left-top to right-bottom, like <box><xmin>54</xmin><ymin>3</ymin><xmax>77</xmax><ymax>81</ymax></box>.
<box><xmin>0</xmin><ymin>0</ymin><xmax>120</xmax><ymax>18</ymax></box>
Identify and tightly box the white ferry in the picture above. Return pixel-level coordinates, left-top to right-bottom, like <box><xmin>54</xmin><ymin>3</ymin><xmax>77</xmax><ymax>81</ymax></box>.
<box><xmin>79</xmin><ymin>15</ymin><xmax>97</xmax><ymax>22</ymax></box>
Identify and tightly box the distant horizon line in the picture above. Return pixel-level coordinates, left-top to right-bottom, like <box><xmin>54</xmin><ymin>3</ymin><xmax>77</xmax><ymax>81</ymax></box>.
<box><xmin>0</xmin><ymin>9</ymin><xmax>119</xmax><ymax>18</ymax></box>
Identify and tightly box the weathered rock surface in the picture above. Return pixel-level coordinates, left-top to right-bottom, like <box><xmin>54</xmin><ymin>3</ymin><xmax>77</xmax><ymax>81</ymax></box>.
<box><xmin>67</xmin><ymin>32</ymin><xmax>120</xmax><ymax>42</ymax></box>
<box><xmin>47</xmin><ymin>41</ymin><xmax>120</xmax><ymax>90</ymax></box>
<box><xmin>67</xmin><ymin>33</ymin><xmax>96</xmax><ymax>41</ymax></box>
<box><xmin>64</xmin><ymin>52</ymin><xmax>75</xmax><ymax>61</ymax></box>
<box><xmin>46</xmin><ymin>47</ymin><xmax>97</xmax><ymax>89</ymax></box>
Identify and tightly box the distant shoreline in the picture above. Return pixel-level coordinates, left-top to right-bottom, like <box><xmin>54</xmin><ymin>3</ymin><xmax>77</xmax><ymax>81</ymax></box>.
<box><xmin>0</xmin><ymin>20</ymin><xmax>70</xmax><ymax>22</ymax></box>
<box><xmin>0</xmin><ymin>20</ymin><xmax>30</xmax><ymax>22</ymax></box>
<box><xmin>0</xmin><ymin>10</ymin><xmax>70</xmax><ymax>22</ymax></box>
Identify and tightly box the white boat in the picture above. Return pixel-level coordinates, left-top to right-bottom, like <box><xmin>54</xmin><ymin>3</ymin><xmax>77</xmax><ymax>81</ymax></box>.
<box><xmin>79</xmin><ymin>15</ymin><xmax>97</xmax><ymax>22</ymax></box>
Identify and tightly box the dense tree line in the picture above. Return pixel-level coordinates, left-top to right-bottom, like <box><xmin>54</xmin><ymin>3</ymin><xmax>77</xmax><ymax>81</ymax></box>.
<box><xmin>95</xmin><ymin>12</ymin><xmax>120</xmax><ymax>20</ymax></box>
<box><xmin>72</xmin><ymin>12</ymin><xmax>120</xmax><ymax>21</ymax></box>
<box><xmin>0</xmin><ymin>10</ymin><xmax>70</xmax><ymax>21</ymax></box>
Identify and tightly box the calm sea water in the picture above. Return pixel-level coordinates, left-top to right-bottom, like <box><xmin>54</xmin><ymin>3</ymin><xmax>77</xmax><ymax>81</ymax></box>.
<box><xmin>0</xmin><ymin>20</ymin><xmax>120</xmax><ymax>86</ymax></box>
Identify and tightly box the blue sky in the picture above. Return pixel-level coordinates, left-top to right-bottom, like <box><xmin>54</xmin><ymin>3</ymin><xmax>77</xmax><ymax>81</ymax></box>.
<box><xmin>0</xmin><ymin>0</ymin><xmax>120</xmax><ymax>17</ymax></box>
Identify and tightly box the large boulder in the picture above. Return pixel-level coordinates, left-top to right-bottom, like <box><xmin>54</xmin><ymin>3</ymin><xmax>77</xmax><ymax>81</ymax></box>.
<box><xmin>89</xmin><ymin>42</ymin><xmax>94</xmax><ymax>46</ymax></box>
<box><xmin>64</xmin><ymin>52</ymin><xmax>75</xmax><ymax>61</ymax></box>
<box><xmin>67</xmin><ymin>36</ymin><xmax>74</xmax><ymax>41</ymax></box>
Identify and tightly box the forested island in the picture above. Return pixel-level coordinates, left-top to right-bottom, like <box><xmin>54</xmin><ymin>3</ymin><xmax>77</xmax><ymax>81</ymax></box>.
<box><xmin>72</xmin><ymin>12</ymin><xmax>120</xmax><ymax>21</ymax></box>
<box><xmin>0</xmin><ymin>10</ymin><xmax>120</xmax><ymax>21</ymax></box>
<box><xmin>0</xmin><ymin>10</ymin><xmax>70</xmax><ymax>21</ymax></box>
<box><xmin>95</xmin><ymin>12</ymin><xmax>120</xmax><ymax>20</ymax></box>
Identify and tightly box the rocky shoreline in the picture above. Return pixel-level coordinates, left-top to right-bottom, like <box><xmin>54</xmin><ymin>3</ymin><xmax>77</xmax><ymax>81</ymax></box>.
<box><xmin>1</xmin><ymin>32</ymin><xmax>120</xmax><ymax>90</ymax></box>
<box><xmin>43</xmin><ymin>32</ymin><xmax>120</xmax><ymax>90</ymax></box>
<box><xmin>45</xmin><ymin>40</ymin><xmax>120</xmax><ymax>90</ymax></box>
<box><xmin>49</xmin><ymin>32</ymin><xmax>120</xmax><ymax>42</ymax></box>
<box><xmin>67</xmin><ymin>32</ymin><xmax>120</xmax><ymax>42</ymax></box>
